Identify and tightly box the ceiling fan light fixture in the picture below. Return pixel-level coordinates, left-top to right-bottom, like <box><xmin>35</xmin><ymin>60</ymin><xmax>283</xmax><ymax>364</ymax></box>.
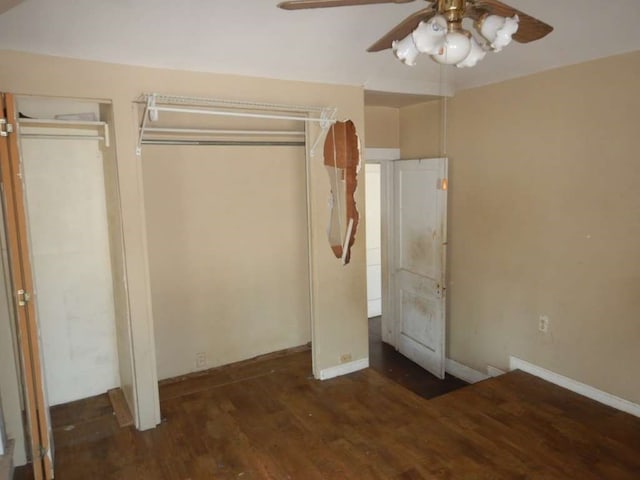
<box><xmin>277</xmin><ymin>0</ymin><xmax>553</xmax><ymax>69</ymax></box>
<box><xmin>455</xmin><ymin>35</ymin><xmax>486</xmax><ymax>68</ymax></box>
<box><xmin>412</xmin><ymin>15</ymin><xmax>447</xmax><ymax>55</ymax></box>
<box><xmin>392</xmin><ymin>33</ymin><xmax>420</xmax><ymax>66</ymax></box>
<box><xmin>431</xmin><ymin>30</ymin><xmax>471</xmax><ymax>65</ymax></box>
<box><xmin>478</xmin><ymin>14</ymin><xmax>519</xmax><ymax>51</ymax></box>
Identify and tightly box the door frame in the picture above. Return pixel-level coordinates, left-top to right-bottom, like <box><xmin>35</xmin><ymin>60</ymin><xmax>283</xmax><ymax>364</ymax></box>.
<box><xmin>365</xmin><ymin>148</ymin><xmax>399</xmax><ymax>346</ymax></box>
<box><xmin>365</xmin><ymin>149</ymin><xmax>449</xmax><ymax>366</ymax></box>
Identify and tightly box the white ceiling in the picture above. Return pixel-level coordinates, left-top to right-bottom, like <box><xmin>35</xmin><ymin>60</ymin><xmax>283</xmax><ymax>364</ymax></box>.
<box><xmin>1</xmin><ymin>0</ymin><xmax>640</xmax><ymax>99</ymax></box>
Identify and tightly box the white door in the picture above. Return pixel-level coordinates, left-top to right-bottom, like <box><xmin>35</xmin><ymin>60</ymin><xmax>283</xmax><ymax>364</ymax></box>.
<box><xmin>365</xmin><ymin>163</ymin><xmax>381</xmax><ymax>317</ymax></box>
<box><xmin>392</xmin><ymin>158</ymin><xmax>447</xmax><ymax>378</ymax></box>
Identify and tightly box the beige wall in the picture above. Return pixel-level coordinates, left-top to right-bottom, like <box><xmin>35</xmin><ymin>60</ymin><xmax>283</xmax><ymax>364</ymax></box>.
<box><xmin>402</xmin><ymin>51</ymin><xmax>640</xmax><ymax>404</ymax></box>
<box><xmin>0</xmin><ymin>50</ymin><xmax>368</xmax><ymax>436</ymax></box>
<box><xmin>364</xmin><ymin>106</ymin><xmax>400</xmax><ymax>148</ymax></box>
<box><xmin>142</xmin><ymin>145</ymin><xmax>311</xmax><ymax>380</ymax></box>
<box><xmin>399</xmin><ymin>99</ymin><xmax>443</xmax><ymax>159</ymax></box>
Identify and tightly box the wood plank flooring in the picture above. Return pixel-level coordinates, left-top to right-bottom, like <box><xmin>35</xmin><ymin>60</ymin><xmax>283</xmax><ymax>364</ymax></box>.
<box><xmin>13</xmin><ymin>347</ymin><xmax>640</xmax><ymax>479</ymax></box>
<box><xmin>367</xmin><ymin>316</ymin><xmax>468</xmax><ymax>399</ymax></box>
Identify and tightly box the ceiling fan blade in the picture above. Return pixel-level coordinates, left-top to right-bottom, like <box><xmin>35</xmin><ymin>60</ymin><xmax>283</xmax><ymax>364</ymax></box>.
<box><xmin>278</xmin><ymin>0</ymin><xmax>415</xmax><ymax>10</ymax></box>
<box><xmin>469</xmin><ymin>0</ymin><xmax>553</xmax><ymax>43</ymax></box>
<box><xmin>367</xmin><ymin>6</ymin><xmax>436</xmax><ymax>52</ymax></box>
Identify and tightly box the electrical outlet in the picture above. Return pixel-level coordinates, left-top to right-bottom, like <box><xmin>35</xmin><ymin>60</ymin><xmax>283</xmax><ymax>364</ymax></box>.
<box><xmin>538</xmin><ymin>315</ymin><xmax>549</xmax><ymax>333</ymax></box>
<box><xmin>196</xmin><ymin>352</ymin><xmax>207</xmax><ymax>369</ymax></box>
<box><xmin>340</xmin><ymin>353</ymin><xmax>352</xmax><ymax>364</ymax></box>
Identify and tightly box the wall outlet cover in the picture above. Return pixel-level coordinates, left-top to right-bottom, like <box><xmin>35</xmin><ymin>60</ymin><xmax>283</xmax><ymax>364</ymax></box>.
<box><xmin>195</xmin><ymin>352</ymin><xmax>207</xmax><ymax>368</ymax></box>
<box><xmin>538</xmin><ymin>315</ymin><xmax>550</xmax><ymax>333</ymax></box>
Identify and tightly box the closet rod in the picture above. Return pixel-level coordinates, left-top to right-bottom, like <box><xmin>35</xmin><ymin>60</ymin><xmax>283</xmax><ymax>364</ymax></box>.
<box><xmin>139</xmin><ymin>94</ymin><xmax>327</xmax><ymax>114</ymax></box>
<box><xmin>144</xmin><ymin>127</ymin><xmax>305</xmax><ymax>136</ymax></box>
<box><xmin>19</xmin><ymin>120</ymin><xmax>111</xmax><ymax>147</ymax></box>
<box><xmin>137</xmin><ymin>93</ymin><xmax>336</xmax><ymax>155</ymax></box>
<box><xmin>18</xmin><ymin>119</ymin><xmax>106</xmax><ymax>127</ymax></box>
<box><xmin>20</xmin><ymin>134</ymin><xmax>106</xmax><ymax>143</ymax></box>
<box><xmin>141</xmin><ymin>139</ymin><xmax>304</xmax><ymax>147</ymax></box>
<box><xmin>150</xmin><ymin>106</ymin><xmax>330</xmax><ymax>124</ymax></box>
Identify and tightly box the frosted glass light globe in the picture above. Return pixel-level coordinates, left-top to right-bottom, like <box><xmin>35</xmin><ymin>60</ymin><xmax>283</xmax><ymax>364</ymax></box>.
<box><xmin>431</xmin><ymin>31</ymin><xmax>471</xmax><ymax>65</ymax></box>
<box><xmin>456</xmin><ymin>36</ymin><xmax>487</xmax><ymax>68</ymax></box>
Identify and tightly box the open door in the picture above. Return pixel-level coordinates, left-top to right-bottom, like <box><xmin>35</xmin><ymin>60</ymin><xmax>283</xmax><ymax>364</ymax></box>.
<box><xmin>0</xmin><ymin>92</ymin><xmax>54</xmax><ymax>479</ymax></box>
<box><xmin>392</xmin><ymin>158</ymin><xmax>448</xmax><ymax>378</ymax></box>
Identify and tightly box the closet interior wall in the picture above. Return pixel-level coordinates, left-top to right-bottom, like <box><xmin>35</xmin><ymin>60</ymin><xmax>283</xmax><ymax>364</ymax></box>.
<box><xmin>138</xmin><ymin>102</ymin><xmax>312</xmax><ymax>380</ymax></box>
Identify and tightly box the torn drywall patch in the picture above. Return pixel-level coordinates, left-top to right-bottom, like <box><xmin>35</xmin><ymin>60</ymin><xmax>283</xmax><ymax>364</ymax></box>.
<box><xmin>324</xmin><ymin>120</ymin><xmax>361</xmax><ymax>265</ymax></box>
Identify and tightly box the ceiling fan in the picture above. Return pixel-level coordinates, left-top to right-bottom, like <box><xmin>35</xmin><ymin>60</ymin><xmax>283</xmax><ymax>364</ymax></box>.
<box><xmin>277</xmin><ymin>0</ymin><xmax>553</xmax><ymax>68</ymax></box>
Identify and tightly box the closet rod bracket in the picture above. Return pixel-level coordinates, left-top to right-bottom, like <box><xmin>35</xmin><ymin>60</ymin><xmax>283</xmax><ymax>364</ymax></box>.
<box><xmin>309</xmin><ymin>107</ymin><xmax>337</xmax><ymax>157</ymax></box>
<box><xmin>136</xmin><ymin>94</ymin><xmax>156</xmax><ymax>156</ymax></box>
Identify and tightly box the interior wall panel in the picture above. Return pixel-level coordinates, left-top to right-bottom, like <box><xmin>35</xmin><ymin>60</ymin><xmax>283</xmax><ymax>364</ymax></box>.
<box><xmin>142</xmin><ymin>145</ymin><xmax>311</xmax><ymax>380</ymax></box>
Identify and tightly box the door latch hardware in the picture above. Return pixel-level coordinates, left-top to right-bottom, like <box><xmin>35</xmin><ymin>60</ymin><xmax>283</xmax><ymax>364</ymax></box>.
<box><xmin>17</xmin><ymin>289</ymin><xmax>30</xmax><ymax>306</ymax></box>
<box><xmin>0</xmin><ymin>118</ymin><xmax>13</xmax><ymax>136</ymax></box>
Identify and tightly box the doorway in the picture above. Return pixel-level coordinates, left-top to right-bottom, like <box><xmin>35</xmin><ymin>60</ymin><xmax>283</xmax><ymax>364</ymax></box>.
<box><xmin>135</xmin><ymin>97</ymin><xmax>314</xmax><ymax>391</ymax></box>
<box><xmin>17</xmin><ymin>96</ymin><xmax>121</xmax><ymax>405</ymax></box>
<box><xmin>364</xmin><ymin>148</ymin><xmax>449</xmax><ymax>379</ymax></box>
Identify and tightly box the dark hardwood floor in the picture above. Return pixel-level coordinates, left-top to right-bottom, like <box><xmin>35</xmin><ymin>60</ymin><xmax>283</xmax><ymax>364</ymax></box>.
<box><xmin>13</xmin><ymin>322</ymin><xmax>640</xmax><ymax>479</ymax></box>
<box><xmin>367</xmin><ymin>316</ymin><xmax>468</xmax><ymax>399</ymax></box>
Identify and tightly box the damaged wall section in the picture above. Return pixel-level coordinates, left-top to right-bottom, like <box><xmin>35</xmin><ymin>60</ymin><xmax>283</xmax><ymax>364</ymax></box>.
<box><xmin>324</xmin><ymin>120</ymin><xmax>361</xmax><ymax>265</ymax></box>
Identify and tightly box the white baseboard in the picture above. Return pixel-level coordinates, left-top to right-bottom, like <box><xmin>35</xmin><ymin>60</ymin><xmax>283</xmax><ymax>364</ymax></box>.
<box><xmin>318</xmin><ymin>358</ymin><xmax>369</xmax><ymax>380</ymax></box>
<box><xmin>509</xmin><ymin>356</ymin><xmax>640</xmax><ymax>418</ymax></box>
<box><xmin>445</xmin><ymin>358</ymin><xmax>489</xmax><ymax>384</ymax></box>
<box><xmin>486</xmin><ymin>365</ymin><xmax>506</xmax><ymax>377</ymax></box>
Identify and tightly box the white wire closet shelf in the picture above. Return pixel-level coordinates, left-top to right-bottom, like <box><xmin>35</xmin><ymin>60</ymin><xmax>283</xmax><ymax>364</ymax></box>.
<box><xmin>136</xmin><ymin>93</ymin><xmax>337</xmax><ymax>154</ymax></box>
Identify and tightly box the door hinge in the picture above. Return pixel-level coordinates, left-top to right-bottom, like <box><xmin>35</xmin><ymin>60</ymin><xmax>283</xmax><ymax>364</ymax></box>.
<box><xmin>38</xmin><ymin>445</ymin><xmax>47</xmax><ymax>459</ymax></box>
<box><xmin>17</xmin><ymin>289</ymin><xmax>31</xmax><ymax>306</ymax></box>
<box><xmin>0</xmin><ymin>118</ymin><xmax>14</xmax><ymax>136</ymax></box>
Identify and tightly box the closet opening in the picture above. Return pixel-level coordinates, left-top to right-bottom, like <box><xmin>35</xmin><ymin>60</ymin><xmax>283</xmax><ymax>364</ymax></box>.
<box><xmin>136</xmin><ymin>95</ymin><xmax>323</xmax><ymax>407</ymax></box>
<box><xmin>0</xmin><ymin>94</ymin><xmax>131</xmax><ymax>473</ymax></box>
